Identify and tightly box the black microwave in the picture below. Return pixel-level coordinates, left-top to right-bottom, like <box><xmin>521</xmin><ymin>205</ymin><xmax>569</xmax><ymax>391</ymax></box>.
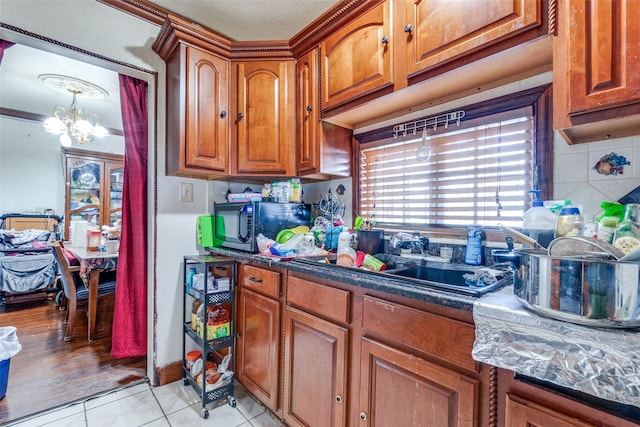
<box><xmin>212</xmin><ymin>201</ymin><xmax>312</xmax><ymax>252</ymax></box>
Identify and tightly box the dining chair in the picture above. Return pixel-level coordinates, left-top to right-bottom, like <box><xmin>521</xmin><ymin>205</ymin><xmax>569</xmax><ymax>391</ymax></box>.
<box><xmin>51</xmin><ymin>241</ymin><xmax>116</xmax><ymax>341</ymax></box>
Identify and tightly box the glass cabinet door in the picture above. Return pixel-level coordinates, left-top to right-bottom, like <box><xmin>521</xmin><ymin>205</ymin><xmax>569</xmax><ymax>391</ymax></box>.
<box><xmin>68</xmin><ymin>159</ymin><xmax>102</xmax><ymax>227</ymax></box>
<box><xmin>108</xmin><ymin>164</ymin><xmax>124</xmax><ymax>226</ymax></box>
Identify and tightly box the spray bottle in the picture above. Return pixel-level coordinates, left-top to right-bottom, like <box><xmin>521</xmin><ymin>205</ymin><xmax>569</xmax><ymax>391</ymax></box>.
<box><xmin>522</xmin><ymin>190</ymin><xmax>557</xmax><ymax>248</ymax></box>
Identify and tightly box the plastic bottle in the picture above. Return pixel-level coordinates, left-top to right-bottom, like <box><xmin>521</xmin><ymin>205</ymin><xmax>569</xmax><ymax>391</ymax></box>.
<box><xmin>556</xmin><ymin>206</ymin><xmax>584</xmax><ymax>238</ymax></box>
<box><xmin>596</xmin><ymin>202</ymin><xmax>625</xmax><ymax>244</ymax></box>
<box><xmin>186</xmin><ymin>266</ymin><xmax>197</xmax><ymax>288</ymax></box>
<box><xmin>464</xmin><ymin>225</ymin><xmax>484</xmax><ymax>265</ymax></box>
<box><xmin>336</xmin><ymin>230</ymin><xmax>356</xmax><ymax>266</ymax></box>
<box><xmin>522</xmin><ymin>190</ymin><xmax>557</xmax><ymax>248</ymax></box>
<box><xmin>612</xmin><ymin>203</ymin><xmax>640</xmax><ymax>254</ymax></box>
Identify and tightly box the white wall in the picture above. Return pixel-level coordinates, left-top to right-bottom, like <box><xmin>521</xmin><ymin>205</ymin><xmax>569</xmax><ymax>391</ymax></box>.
<box><xmin>0</xmin><ymin>117</ymin><xmax>64</xmax><ymax>214</ymax></box>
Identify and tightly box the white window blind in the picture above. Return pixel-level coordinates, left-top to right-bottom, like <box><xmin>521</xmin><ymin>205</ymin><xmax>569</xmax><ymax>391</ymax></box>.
<box><xmin>359</xmin><ymin>107</ymin><xmax>534</xmax><ymax>228</ymax></box>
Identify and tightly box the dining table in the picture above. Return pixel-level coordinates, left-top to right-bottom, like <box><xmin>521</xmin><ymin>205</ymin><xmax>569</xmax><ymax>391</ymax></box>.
<box><xmin>64</xmin><ymin>246</ymin><xmax>118</xmax><ymax>340</ymax></box>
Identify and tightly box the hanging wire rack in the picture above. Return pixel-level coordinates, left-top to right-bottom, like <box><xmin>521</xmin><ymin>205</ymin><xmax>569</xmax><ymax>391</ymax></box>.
<box><xmin>392</xmin><ymin>110</ymin><xmax>466</xmax><ymax>138</ymax></box>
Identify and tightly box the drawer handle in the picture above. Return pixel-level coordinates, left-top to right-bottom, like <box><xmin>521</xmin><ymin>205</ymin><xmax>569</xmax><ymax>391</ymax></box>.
<box><xmin>381</xmin><ymin>35</ymin><xmax>389</xmax><ymax>44</ymax></box>
<box><xmin>336</xmin><ymin>395</ymin><xmax>342</xmax><ymax>403</ymax></box>
<box><xmin>248</xmin><ymin>276</ymin><xmax>263</xmax><ymax>283</ymax></box>
<box><xmin>404</xmin><ymin>24</ymin><xmax>412</xmax><ymax>33</ymax></box>
<box><xmin>360</xmin><ymin>412</ymin><xmax>367</xmax><ymax>421</ymax></box>
<box><xmin>220</xmin><ymin>110</ymin><xmax>227</xmax><ymax>118</ymax></box>
<box><xmin>237</xmin><ymin>112</ymin><xmax>244</xmax><ymax>120</ymax></box>
<box><xmin>306</xmin><ymin>105</ymin><xmax>313</xmax><ymax>112</ymax></box>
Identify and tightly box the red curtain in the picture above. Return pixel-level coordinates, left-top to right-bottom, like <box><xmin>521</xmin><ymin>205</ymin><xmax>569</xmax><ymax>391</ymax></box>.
<box><xmin>112</xmin><ymin>75</ymin><xmax>148</xmax><ymax>358</ymax></box>
<box><xmin>0</xmin><ymin>40</ymin><xmax>15</xmax><ymax>64</ymax></box>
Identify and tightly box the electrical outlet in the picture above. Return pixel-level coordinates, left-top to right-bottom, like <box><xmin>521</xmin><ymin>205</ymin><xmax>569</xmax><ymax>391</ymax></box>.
<box><xmin>180</xmin><ymin>183</ymin><xmax>193</xmax><ymax>202</ymax></box>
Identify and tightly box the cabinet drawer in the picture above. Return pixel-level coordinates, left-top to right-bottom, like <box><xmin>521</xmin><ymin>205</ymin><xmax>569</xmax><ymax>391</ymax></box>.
<box><xmin>287</xmin><ymin>276</ymin><xmax>350</xmax><ymax>324</ymax></box>
<box><xmin>362</xmin><ymin>295</ymin><xmax>477</xmax><ymax>372</ymax></box>
<box><xmin>239</xmin><ymin>265</ymin><xmax>281</xmax><ymax>299</ymax></box>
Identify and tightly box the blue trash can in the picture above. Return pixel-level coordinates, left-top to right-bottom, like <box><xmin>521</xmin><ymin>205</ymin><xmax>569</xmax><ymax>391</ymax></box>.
<box><xmin>0</xmin><ymin>358</ymin><xmax>10</xmax><ymax>400</ymax></box>
<box><xmin>0</xmin><ymin>327</ymin><xmax>21</xmax><ymax>400</ymax></box>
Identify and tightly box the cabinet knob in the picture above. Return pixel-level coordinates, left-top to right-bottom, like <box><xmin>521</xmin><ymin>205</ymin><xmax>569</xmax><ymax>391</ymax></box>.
<box><xmin>248</xmin><ymin>276</ymin><xmax>263</xmax><ymax>283</ymax></box>
<box><xmin>381</xmin><ymin>35</ymin><xmax>389</xmax><ymax>44</ymax></box>
<box><xmin>237</xmin><ymin>112</ymin><xmax>244</xmax><ymax>120</ymax></box>
<box><xmin>360</xmin><ymin>412</ymin><xmax>367</xmax><ymax>421</ymax></box>
<box><xmin>404</xmin><ymin>24</ymin><xmax>412</xmax><ymax>33</ymax></box>
<box><xmin>220</xmin><ymin>111</ymin><xmax>227</xmax><ymax>118</ymax></box>
<box><xmin>336</xmin><ymin>395</ymin><xmax>343</xmax><ymax>403</ymax></box>
<box><xmin>306</xmin><ymin>105</ymin><xmax>313</xmax><ymax>112</ymax></box>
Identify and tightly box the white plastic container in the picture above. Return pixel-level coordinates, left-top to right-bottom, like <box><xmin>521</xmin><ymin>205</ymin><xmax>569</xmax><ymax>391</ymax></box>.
<box><xmin>522</xmin><ymin>191</ymin><xmax>557</xmax><ymax>248</ymax></box>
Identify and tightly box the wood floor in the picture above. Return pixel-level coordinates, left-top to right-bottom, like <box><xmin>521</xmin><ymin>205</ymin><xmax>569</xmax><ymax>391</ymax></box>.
<box><xmin>0</xmin><ymin>292</ymin><xmax>147</xmax><ymax>424</ymax></box>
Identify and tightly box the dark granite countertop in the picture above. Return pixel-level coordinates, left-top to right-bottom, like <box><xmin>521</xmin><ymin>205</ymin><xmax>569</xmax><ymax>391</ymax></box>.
<box><xmin>206</xmin><ymin>248</ymin><xmax>509</xmax><ymax>313</ymax></box>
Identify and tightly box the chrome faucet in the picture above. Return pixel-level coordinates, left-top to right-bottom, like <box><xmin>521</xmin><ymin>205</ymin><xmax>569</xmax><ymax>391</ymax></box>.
<box><xmin>391</xmin><ymin>232</ymin><xmax>429</xmax><ymax>255</ymax></box>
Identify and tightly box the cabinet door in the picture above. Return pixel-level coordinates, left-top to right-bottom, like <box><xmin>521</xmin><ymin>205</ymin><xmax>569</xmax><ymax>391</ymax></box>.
<box><xmin>105</xmin><ymin>161</ymin><xmax>123</xmax><ymax>228</ymax></box>
<box><xmin>236</xmin><ymin>287</ymin><xmax>281</xmax><ymax>412</ymax></box>
<box><xmin>296</xmin><ymin>48</ymin><xmax>353</xmax><ymax>178</ymax></box>
<box><xmin>296</xmin><ymin>48</ymin><xmax>320</xmax><ymax>175</ymax></box>
<box><xmin>66</xmin><ymin>157</ymin><xmax>103</xmax><ymax>233</ymax></box>
<box><xmin>283</xmin><ymin>306</ymin><xmax>348</xmax><ymax>427</ymax></box>
<box><xmin>233</xmin><ymin>60</ymin><xmax>295</xmax><ymax>176</ymax></box>
<box><xmin>358</xmin><ymin>337</ymin><xmax>478</xmax><ymax>427</ymax></box>
<box><xmin>505</xmin><ymin>393</ymin><xmax>595</xmax><ymax>427</ymax></box>
<box><xmin>182</xmin><ymin>45</ymin><xmax>229</xmax><ymax>174</ymax></box>
<box><xmin>397</xmin><ymin>0</ymin><xmax>543</xmax><ymax>84</ymax></box>
<box><xmin>321</xmin><ymin>1</ymin><xmax>392</xmax><ymax>111</ymax></box>
<box><xmin>554</xmin><ymin>0</ymin><xmax>640</xmax><ymax>118</ymax></box>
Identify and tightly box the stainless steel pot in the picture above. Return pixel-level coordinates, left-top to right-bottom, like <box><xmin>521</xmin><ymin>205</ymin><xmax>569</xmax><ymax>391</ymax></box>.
<box><xmin>514</xmin><ymin>249</ymin><xmax>640</xmax><ymax>328</ymax></box>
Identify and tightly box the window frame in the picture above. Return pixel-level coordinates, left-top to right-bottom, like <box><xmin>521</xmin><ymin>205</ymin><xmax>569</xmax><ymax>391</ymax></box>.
<box><xmin>353</xmin><ymin>85</ymin><xmax>553</xmax><ymax>240</ymax></box>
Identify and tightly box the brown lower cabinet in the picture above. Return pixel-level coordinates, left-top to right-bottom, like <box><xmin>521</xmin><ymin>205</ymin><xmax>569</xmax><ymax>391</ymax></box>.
<box><xmin>235</xmin><ymin>262</ymin><xmax>637</xmax><ymax>426</ymax></box>
<box><xmin>236</xmin><ymin>264</ymin><xmax>283</xmax><ymax>414</ymax></box>
<box><xmin>498</xmin><ymin>368</ymin><xmax>639</xmax><ymax>427</ymax></box>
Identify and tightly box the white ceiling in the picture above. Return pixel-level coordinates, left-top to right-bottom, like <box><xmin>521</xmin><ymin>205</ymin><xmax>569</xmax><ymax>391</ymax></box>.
<box><xmin>150</xmin><ymin>0</ymin><xmax>338</xmax><ymax>41</ymax></box>
<box><xmin>0</xmin><ymin>1</ymin><xmax>338</xmax><ymax>148</ymax></box>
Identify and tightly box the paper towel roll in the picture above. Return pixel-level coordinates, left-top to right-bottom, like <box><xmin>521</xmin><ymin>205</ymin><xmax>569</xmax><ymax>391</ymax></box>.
<box><xmin>70</xmin><ymin>221</ymin><xmax>89</xmax><ymax>248</ymax></box>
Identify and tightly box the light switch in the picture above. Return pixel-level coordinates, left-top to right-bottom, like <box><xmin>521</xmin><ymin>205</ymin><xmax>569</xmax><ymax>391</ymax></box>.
<box><xmin>180</xmin><ymin>183</ymin><xmax>193</xmax><ymax>202</ymax></box>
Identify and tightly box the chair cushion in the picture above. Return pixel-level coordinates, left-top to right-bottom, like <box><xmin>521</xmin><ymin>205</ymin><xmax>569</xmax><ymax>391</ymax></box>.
<box><xmin>75</xmin><ymin>280</ymin><xmax>117</xmax><ymax>300</ymax></box>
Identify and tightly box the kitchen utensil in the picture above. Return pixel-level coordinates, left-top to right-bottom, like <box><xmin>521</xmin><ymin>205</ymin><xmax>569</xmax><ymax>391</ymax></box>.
<box><xmin>547</xmin><ymin>236</ymin><xmax>624</xmax><ymax>260</ymax></box>
<box><xmin>416</xmin><ymin>128</ymin><xmax>432</xmax><ymax>162</ymax></box>
<box><xmin>498</xmin><ymin>223</ymin><xmax>542</xmax><ymax>249</ymax></box>
<box><xmin>290</xmin><ymin>225</ymin><xmax>310</xmax><ymax>235</ymax></box>
<box><xmin>276</xmin><ymin>229</ymin><xmax>295</xmax><ymax>244</ymax></box>
<box><xmin>513</xmin><ymin>248</ymin><xmax>640</xmax><ymax>328</ymax></box>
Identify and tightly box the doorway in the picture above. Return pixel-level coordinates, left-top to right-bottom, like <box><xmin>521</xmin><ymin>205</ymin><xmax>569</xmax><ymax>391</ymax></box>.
<box><xmin>0</xmin><ymin>30</ymin><xmax>154</xmax><ymax>424</ymax></box>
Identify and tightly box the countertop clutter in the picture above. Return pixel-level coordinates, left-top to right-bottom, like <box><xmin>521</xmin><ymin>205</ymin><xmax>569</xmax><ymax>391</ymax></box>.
<box><xmin>473</xmin><ymin>286</ymin><xmax>640</xmax><ymax>409</ymax></box>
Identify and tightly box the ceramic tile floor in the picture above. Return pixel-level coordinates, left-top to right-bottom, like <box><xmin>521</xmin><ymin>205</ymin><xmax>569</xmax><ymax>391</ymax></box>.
<box><xmin>5</xmin><ymin>380</ymin><xmax>284</xmax><ymax>427</ymax></box>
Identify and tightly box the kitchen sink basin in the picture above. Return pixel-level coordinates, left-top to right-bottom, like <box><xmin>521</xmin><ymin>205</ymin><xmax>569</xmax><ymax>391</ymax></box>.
<box><xmin>380</xmin><ymin>263</ymin><xmax>512</xmax><ymax>297</ymax></box>
<box><xmin>292</xmin><ymin>255</ymin><xmax>512</xmax><ymax>297</ymax></box>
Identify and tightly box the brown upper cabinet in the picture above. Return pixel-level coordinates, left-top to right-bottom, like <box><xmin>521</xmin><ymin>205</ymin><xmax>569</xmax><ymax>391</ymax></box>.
<box><xmin>553</xmin><ymin>0</ymin><xmax>640</xmax><ymax>144</ymax></box>
<box><xmin>296</xmin><ymin>48</ymin><xmax>352</xmax><ymax>179</ymax></box>
<box><xmin>232</xmin><ymin>60</ymin><xmax>296</xmax><ymax>176</ymax></box>
<box><xmin>320</xmin><ymin>1</ymin><xmax>393</xmax><ymax>113</ymax></box>
<box><xmin>395</xmin><ymin>0</ymin><xmax>545</xmax><ymax>88</ymax></box>
<box><xmin>317</xmin><ymin>0</ymin><xmax>549</xmax><ymax>120</ymax></box>
<box><xmin>152</xmin><ymin>16</ymin><xmax>231</xmax><ymax>179</ymax></box>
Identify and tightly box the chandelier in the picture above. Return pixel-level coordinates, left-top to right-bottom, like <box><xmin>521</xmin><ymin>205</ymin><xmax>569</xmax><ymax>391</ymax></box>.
<box><xmin>39</xmin><ymin>74</ymin><xmax>109</xmax><ymax>146</ymax></box>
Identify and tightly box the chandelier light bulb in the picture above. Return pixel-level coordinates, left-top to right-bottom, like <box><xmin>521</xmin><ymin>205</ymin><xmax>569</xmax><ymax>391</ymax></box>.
<box><xmin>59</xmin><ymin>132</ymin><xmax>72</xmax><ymax>147</ymax></box>
<box><xmin>43</xmin><ymin>116</ymin><xmax>66</xmax><ymax>134</ymax></box>
<box><xmin>39</xmin><ymin>75</ymin><xmax>110</xmax><ymax>146</ymax></box>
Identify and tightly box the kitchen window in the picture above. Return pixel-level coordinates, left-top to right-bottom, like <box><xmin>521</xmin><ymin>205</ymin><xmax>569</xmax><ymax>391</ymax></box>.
<box><xmin>355</xmin><ymin>86</ymin><xmax>553</xmax><ymax>231</ymax></box>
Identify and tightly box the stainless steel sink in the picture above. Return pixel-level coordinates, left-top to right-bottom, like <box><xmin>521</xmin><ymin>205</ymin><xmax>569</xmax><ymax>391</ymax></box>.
<box><xmin>292</xmin><ymin>254</ymin><xmax>512</xmax><ymax>297</ymax></box>
<box><xmin>380</xmin><ymin>262</ymin><xmax>512</xmax><ymax>296</ymax></box>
